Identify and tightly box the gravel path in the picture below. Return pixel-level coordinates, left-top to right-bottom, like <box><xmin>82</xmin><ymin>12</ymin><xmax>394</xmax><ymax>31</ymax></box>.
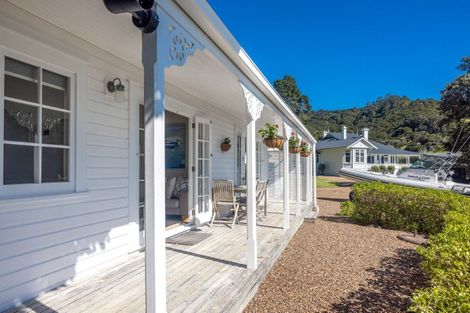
<box><xmin>245</xmin><ymin>177</ymin><xmax>426</xmax><ymax>313</ymax></box>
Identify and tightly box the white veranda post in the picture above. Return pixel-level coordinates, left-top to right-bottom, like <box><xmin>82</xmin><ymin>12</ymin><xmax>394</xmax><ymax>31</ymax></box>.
<box><xmin>296</xmin><ymin>139</ymin><xmax>301</xmax><ymax>216</ymax></box>
<box><xmin>282</xmin><ymin>122</ymin><xmax>291</xmax><ymax>230</ymax></box>
<box><xmin>306</xmin><ymin>147</ymin><xmax>312</xmax><ymax>203</ymax></box>
<box><xmin>142</xmin><ymin>9</ymin><xmax>202</xmax><ymax>313</ymax></box>
<box><xmin>142</xmin><ymin>30</ymin><xmax>166</xmax><ymax>313</ymax></box>
<box><xmin>241</xmin><ymin>83</ymin><xmax>264</xmax><ymax>270</ymax></box>
<box><xmin>313</xmin><ymin>143</ymin><xmax>320</xmax><ymax>216</ymax></box>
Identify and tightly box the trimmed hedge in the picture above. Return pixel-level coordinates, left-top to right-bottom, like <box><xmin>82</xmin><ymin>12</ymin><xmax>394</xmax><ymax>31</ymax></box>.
<box><xmin>339</xmin><ymin>182</ymin><xmax>464</xmax><ymax>234</ymax></box>
<box><xmin>340</xmin><ymin>182</ymin><xmax>470</xmax><ymax>312</ymax></box>
<box><xmin>410</xmin><ymin>206</ymin><xmax>470</xmax><ymax>312</ymax></box>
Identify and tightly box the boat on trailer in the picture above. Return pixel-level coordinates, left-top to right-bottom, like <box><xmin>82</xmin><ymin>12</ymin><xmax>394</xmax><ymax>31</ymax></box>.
<box><xmin>339</xmin><ymin>153</ymin><xmax>470</xmax><ymax>196</ymax></box>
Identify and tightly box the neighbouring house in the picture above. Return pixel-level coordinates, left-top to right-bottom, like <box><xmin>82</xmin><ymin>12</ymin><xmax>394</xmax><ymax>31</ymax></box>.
<box><xmin>316</xmin><ymin>126</ymin><xmax>420</xmax><ymax>176</ymax></box>
<box><xmin>0</xmin><ymin>1</ymin><xmax>319</xmax><ymax>312</ymax></box>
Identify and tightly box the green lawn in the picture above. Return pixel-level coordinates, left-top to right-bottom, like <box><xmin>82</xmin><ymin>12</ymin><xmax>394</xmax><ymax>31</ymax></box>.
<box><xmin>316</xmin><ymin>176</ymin><xmax>340</xmax><ymax>188</ymax></box>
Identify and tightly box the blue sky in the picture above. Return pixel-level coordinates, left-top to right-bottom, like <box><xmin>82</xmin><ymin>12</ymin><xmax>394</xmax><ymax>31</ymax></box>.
<box><xmin>209</xmin><ymin>0</ymin><xmax>470</xmax><ymax>111</ymax></box>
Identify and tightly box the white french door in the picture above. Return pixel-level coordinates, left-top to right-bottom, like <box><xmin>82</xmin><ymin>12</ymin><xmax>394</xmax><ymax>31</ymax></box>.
<box><xmin>194</xmin><ymin>117</ymin><xmax>212</xmax><ymax>223</ymax></box>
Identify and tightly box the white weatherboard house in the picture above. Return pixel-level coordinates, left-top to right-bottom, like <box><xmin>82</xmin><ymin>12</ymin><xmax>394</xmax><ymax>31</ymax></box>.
<box><xmin>0</xmin><ymin>1</ymin><xmax>319</xmax><ymax>312</ymax></box>
<box><xmin>316</xmin><ymin>126</ymin><xmax>420</xmax><ymax>176</ymax></box>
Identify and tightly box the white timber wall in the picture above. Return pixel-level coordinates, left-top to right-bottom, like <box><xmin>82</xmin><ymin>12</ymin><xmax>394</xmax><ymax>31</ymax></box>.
<box><xmin>289</xmin><ymin>154</ymin><xmax>297</xmax><ymax>201</ymax></box>
<box><xmin>267</xmin><ymin>151</ymin><xmax>283</xmax><ymax>201</ymax></box>
<box><xmin>0</xmin><ymin>23</ymin><xmax>141</xmax><ymax>310</ymax></box>
<box><xmin>318</xmin><ymin>148</ymin><xmax>345</xmax><ymax>176</ymax></box>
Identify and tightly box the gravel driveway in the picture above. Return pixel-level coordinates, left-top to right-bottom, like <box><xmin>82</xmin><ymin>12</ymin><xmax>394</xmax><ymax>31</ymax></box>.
<box><xmin>244</xmin><ymin>177</ymin><xmax>426</xmax><ymax>313</ymax></box>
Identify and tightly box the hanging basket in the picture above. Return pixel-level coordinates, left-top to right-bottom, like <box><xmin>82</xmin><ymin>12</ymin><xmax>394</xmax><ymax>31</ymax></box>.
<box><xmin>289</xmin><ymin>146</ymin><xmax>301</xmax><ymax>154</ymax></box>
<box><xmin>220</xmin><ymin>143</ymin><xmax>231</xmax><ymax>152</ymax></box>
<box><xmin>263</xmin><ymin>137</ymin><xmax>285</xmax><ymax>149</ymax></box>
<box><xmin>300</xmin><ymin>151</ymin><xmax>311</xmax><ymax>157</ymax></box>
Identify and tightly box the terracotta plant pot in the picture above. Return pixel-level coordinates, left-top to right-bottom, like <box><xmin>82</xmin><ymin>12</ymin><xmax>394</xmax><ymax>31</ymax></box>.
<box><xmin>263</xmin><ymin>137</ymin><xmax>285</xmax><ymax>149</ymax></box>
<box><xmin>289</xmin><ymin>146</ymin><xmax>301</xmax><ymax>154</ymax></box>
<box><xmin>300</xmin><ymin>151</ymin><xmax>311</xmax><ymax>157</ymax></box>
<box><xmin>220</xmin><ymin>143</ymin><xmax>231</xmax><ymax>152</ymax></box>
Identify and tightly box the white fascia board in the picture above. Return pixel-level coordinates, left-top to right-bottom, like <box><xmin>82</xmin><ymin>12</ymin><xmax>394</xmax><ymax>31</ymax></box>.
<box><xmin>347</xmin><ymin>138</ymin><xmax>378</xmax><ymax>150</ymax></box>
<box><xmin>174</xmin><ymin>0</ymin><xmax>316</xmax><ymax>144</ymax></box>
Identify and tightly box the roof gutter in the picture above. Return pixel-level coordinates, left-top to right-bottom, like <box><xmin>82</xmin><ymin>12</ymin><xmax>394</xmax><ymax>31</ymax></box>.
<box><xmin>174</xmin><ymin>0</ymin><xmax>316</xmax><ymax>143</ymax></box>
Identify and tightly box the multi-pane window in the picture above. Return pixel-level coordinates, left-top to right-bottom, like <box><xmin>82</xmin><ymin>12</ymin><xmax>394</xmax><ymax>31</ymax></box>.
<box><xmin>344</xmin><ymin>150</ymin><xmax>351</xmax><ymax>163</ymax></box>
<box><xmin>3</xmin><ymin>57</ymin><xmax>70</xmax><ymax>185</ymax></box>
<box><xmin>355</xmin><ymin>150</ymin><xmax>365</xmax><ymax>163</ymax></box>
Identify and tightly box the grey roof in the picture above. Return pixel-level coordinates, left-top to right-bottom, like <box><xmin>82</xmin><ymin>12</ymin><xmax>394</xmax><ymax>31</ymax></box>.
<box><xmin>317</xmin><ymin>132</ymin><xmax>419</xmax><ymax>156</ymax></box>
<box><xmin>316</xmin><ymin>138</ymin><xmax>365</xmax><ymax>150</ymax></box>
<box><xmin>368</xmin><ymin>141</ymin><xmax>419</xmax><ymax>155</ymax></box>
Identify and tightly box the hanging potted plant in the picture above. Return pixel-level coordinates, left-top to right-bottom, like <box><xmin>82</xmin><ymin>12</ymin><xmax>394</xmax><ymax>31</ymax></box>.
<box><xmin>220</xmin><ymin>137</ymin><xmax>231</xmax><ymax>152</ymax></box>
<box><xmin>300</xmin><ymin>141</ymin><xmax>312</xmax><ymax>157</ymax></box>
<box><xmin>288</xmin><ymin>132</ymin><xmax>301</xmax><ymax>154</ymax></box>
<box><xmin>258</xmin><ymin>123</ymin><xmax>285</xmax><ymax>149</ymax></box>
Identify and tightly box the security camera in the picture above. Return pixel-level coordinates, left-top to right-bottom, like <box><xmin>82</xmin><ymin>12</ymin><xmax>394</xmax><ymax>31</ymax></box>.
<box><xmin>103</xmin><ymin>0</ymin><xmax>158</xmax><ymax>33</ymax></box>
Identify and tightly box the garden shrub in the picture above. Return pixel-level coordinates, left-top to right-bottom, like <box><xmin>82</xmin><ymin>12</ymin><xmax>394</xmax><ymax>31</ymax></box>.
<box><xmin>409</xmin><ymin>198</ymin><xmax>470</xmax><ymax>312</ymax></box>
<box><xmin>340</xmin><ymin>182</ymin><xmax>467</xmax><ymax>234</ymax></box>
<box><xmin>339</xmin><ymin>182</ymin><xmax>470</xmax><ymax>311</ymax></box>
<box><xmin>386</xmin><ymin>165</ymin><xmax>395</xmax><ymax>174</ymax></box>
<box><xmin>378</xmin><ymin>165</ymin><xmax>387</xmax><ymax>173</ymax></box>
<box><xmin>370</xmin><ymin>165</ymin><xmax>380</xmax><ymax>172</ymax></box>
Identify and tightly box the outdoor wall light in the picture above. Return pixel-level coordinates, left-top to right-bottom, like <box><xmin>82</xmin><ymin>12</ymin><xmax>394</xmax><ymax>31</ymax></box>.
<box><xmin>107</xmin><ymin>78</ymin><xmax>127</xmax><ymax>103</ymax></box>
<box><xmin>103</xmin><ymin>0</ymin><xmax>158</xmax><ymax>33</ymax></box>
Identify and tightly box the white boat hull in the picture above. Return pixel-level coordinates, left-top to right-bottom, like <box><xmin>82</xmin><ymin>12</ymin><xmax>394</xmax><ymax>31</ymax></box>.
<box><xmin>338</xmin><ymin>168</ymin><xmax>470</xmax><ymax>196</ymax></box>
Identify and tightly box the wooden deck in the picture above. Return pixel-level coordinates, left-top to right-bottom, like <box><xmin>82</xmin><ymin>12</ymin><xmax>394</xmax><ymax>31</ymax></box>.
<box><xmin>6</xmin><ymin>202</ymin><xmax>311</xmax><ymax>313</ymax></box>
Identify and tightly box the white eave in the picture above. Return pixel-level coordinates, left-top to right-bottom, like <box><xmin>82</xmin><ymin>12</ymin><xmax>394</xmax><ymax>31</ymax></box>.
<box><xmin>175</xmin><ymin>0</ymin><xmax>316</xmax><ymax>144</ymax></box>
<box><xmin>346</xmin><ymin>138</ymin><xmax>378</xmax><ymax>150</ymax></box>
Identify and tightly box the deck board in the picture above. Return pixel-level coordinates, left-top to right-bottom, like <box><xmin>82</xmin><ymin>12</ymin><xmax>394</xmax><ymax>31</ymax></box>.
<box><xmin>5</xmin><ymin>202</ymin><xmax>311</xmax><ymax>313</ymax></box>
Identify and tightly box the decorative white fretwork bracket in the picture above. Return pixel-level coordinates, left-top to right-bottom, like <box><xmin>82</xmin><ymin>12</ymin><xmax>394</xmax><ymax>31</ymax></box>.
<box><xmin>240</xmin><ymin>83</ymin><xmax>264</xmax><ymax>121</ymax></box>
<box><xmin>157</xmin><ymin>9</ymin><xmax>204</xmax><ymax>69</ymax></box>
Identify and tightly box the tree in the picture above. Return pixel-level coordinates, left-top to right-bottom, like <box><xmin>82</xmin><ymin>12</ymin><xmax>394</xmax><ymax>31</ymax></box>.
<box><xmin>440</xmin><ymin>57</ymin><xmax>470</xmax><ymax>163</ymax></box>
<box><xmin>273</xmin><ymin>75</ymin><xmax>311</xmax><ymax>115</ymax></box>
<box><xmin>456</xmin><ymin>56</ymin><xmax>470</xmax><ymax>73</ymax></box>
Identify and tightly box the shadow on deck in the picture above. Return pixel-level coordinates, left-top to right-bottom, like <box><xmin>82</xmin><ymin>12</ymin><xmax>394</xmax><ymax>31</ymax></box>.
<box><xmin>6</xmin><ymin>201</ymin><xmax>313</xmax><ymax>313</ymax></box>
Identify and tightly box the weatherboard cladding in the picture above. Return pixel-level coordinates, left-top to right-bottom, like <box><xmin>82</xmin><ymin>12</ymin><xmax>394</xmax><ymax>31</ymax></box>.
<box><xmin>316</xmin><ymin>132</ymin><xmax>418</xmax><ymax>155</ymax></box>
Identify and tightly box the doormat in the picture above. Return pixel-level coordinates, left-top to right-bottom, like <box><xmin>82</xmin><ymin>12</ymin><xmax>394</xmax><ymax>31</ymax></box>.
<box><xmin>166</xmin><ymin>231</ymin><xmax>212</xmax><ymax>246</ymax></box>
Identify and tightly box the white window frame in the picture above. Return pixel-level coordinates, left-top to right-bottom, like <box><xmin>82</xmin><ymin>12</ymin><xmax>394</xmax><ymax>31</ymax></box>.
<box><xmin>344</xmin><ymin>149</ymin><xmax>351</xmax><ymax>163</ymax></box>
<box><xmin>355</xmin><ymin>149</ymin><xmax>365</xmax><ymax>163</ymax></box>
<box><xmin>0</xmin><ymin>46</ymin><xmax>85</xmax><ymax>200</ymax></box>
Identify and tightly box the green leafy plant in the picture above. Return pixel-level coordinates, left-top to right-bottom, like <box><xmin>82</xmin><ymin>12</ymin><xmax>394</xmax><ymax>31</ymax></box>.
<box><xmin>378</xmin><ymin>165</ymin><xmax>387</xmax><ymax>174</ymax></box>
<box><xmin>258</xmin><ymin>123</ymin><xmax>281</xmax><ymax>139</ymax></box>
<box><xmin>300</xmin><ymin>141</ymin><xmax>311</xmax><ymax>152</ymax></box>
<box><xmin>410</xmin><ymin>198</ymin><xmax>470</xmax><ymax>312</ymax></box>
<box><xmin>339</xmin><ymin>182</ymin><xmax>467</xmax><ymax>234</ymax></box>
<box><xmin>222</xmin><ymin>137</ymin><xmax>231</xmax><ymax>145</ymax></box>
<box><xmin>340</xmin><ymin>181</ymin><xmax>470</xmax><ymax>311</ymax></box>
<box><xmin>387</xmin><ymin>165</ymin><xmax>395</xmax><ymax>174</ymax></box>
<box><xmin>288</xmin><ymin>132</ymin><xmax>300</xmax><ymax>148</ymax></box>
<box><xmin>370</xmin><ymin>165</ymin><xmax>380</xmax><ymax>172</ymax></box>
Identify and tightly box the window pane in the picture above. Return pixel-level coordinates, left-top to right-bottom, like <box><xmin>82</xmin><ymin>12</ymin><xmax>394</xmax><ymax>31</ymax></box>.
<box><xmin>203</xmin><ymin>142</ymin><xmax>209</xmax><ymax>158</ymax></box>
<box><xmin>198</xmin><ymin>124</ymin><xmax>203</xmax><ymax>140</ymax></box>
<box><xmin>4</xmin><ymin>101</ymin><xmax>38</xmax><ymax>143</ymax></box>
<box><xmin>5</xmin><ymin>57</ymin><xmax>39</xmax><ymax>103</ymax></box>
<box><xmin>139</xmin><ymin>181</ymin><xmax>145</xmax><ymax>204</ymax></box>
<box><xmin>139</xmin><ymin>156</ymin><xmax>145</xmax><ymax>180</ymax></box>
<box><xmin>4</xmin><ymin>144</ymin><xmax>35</xmax><ymax>184</ymax></box>
<box><xmin>42</xmin><ymin>148</ymin><xmax>69</xmax><ymax>182</ymax></box>
<box><xmin>42</xmin><ymin>70</ymin><xmax>69</xmax><ymax>109</ymax></box>
<box><xmin>139</xmin><ymin>105</ymin><xmax>144</xmax><ymax>128</ymax></box>
<box><xmin>203</xmin><ymin>124</ymin><xmax>209</xmax><ymax>140</ymax></box>
<box><xmin>42</xmin><ymin>109</ymin><xmax>69</xmax><ymax>145</ymax></box>
<box><xmin>139</xmin><ymin>130</ymin><xmax>144</xmax><ymax>154</ymax></box>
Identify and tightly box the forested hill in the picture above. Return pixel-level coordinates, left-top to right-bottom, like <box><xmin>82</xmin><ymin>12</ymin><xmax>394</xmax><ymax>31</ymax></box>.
<box><xmin>301</xmin><ymin>95</ymin><xmax>447</xmax><ymax>153</ymax></box>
